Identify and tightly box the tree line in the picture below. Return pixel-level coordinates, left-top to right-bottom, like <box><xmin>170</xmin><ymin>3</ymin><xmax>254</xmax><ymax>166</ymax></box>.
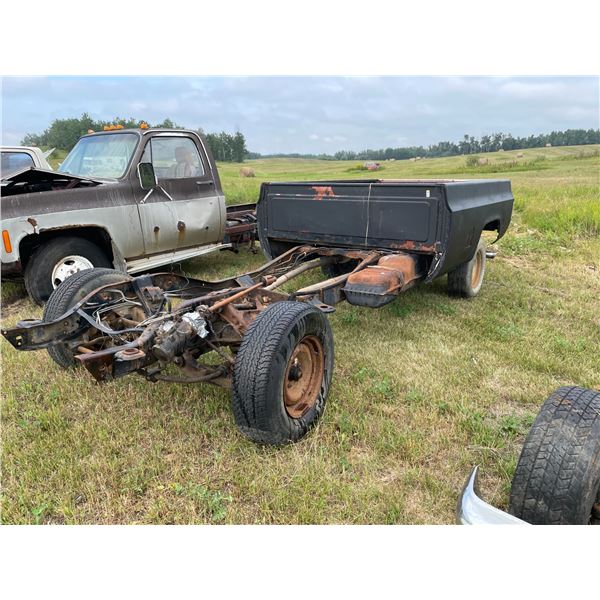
<box><xmin>253</xmin><ymin>129</ymin><xmax>600</xmax><ymax>161</ymax></box>
<box><xmin>21</xmin><ymin>116</ymin><xmax>599</xmax><ymax>163</ymax></box>
<box><xmin>21</xmin><ymin>113</ymin><xmax>248</xmax><ymax>163</ymax></box>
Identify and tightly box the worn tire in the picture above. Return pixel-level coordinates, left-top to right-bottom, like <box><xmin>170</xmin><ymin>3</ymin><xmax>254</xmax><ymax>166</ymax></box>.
<box><xmin>447</xmin><ymin>238</ymin><xmax>486</xmax><ymax>298</ymax></box>
<box><xmin>43</xmin><ymin>268</ymin><xmax>131</xmax><ymax>369</ymax></box>
<box><xmin>24</xmin><ymin>236</ymin><xmax>112</xmax><ymax>305</ymax></box>
<box><xmin>231</xmin><ymin>301</ymin><xmax>334</xmax><ymax>445</ymax></box>
<box><xmin>509</xmin><ymin>386</ymin><xmax>600</xmax><ymax>525</ymax></box>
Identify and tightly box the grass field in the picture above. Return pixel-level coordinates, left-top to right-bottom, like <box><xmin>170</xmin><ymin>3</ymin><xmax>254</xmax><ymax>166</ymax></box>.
<box><xmin>1</xmin><ymin>145</ymin><xmax>599</xmax><ymax>524</ymax></box>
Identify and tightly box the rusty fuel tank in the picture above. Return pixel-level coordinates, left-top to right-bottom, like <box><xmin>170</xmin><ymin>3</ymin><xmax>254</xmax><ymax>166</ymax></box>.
<box><xmin>343</xmin><ymin>252</ymin><xmax>425</xmax><ymax>308</ymax></box>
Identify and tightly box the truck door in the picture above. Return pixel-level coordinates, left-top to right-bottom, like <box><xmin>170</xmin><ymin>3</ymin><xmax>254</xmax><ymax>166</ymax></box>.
<box><xmin>135</xmin><ymin>133</ymin><xmax>221</xmax><ymax>256</ymax></box>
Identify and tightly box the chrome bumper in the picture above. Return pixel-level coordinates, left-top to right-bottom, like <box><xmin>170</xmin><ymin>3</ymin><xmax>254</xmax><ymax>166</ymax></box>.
<box><xmin>456</xmin><ymin>466</ymin><xmax>528</xmax><ymax>525</ymax></box>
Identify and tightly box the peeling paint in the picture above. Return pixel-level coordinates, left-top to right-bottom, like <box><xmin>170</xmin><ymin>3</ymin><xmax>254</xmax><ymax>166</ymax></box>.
<box><xmin>311</xmin><ymin>186</ymin><xmax>335</xmax><ymax>201</ymax></box>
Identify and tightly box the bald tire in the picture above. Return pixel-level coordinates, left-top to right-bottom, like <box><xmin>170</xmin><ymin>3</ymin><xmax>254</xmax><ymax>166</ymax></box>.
<box><xmin>509</xmin><ymin>386</ymin><xmax>600</xmax><ymax>525</ymax></box>
<box><xmin>43</xmin><ymin>268</ymin><xmax>132</xmax><ymax>369</ymax></box>
<box><xmin>231</xmin><ymin>301</ymin><xmax>334</xmax><ymax>445</ymax></box>
<box><xmin>447</xmin><ymin>238</ymin><xmax>486</xmax><ymax>298</ymax></box>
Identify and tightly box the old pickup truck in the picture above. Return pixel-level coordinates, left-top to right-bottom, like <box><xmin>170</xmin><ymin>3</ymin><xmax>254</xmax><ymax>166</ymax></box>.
<box><xmin>1</xmin><ymin>145</ymin><xmax>55</xmax><ymax>177</ymax></box>
<box><xmin>2</xmin><ymin>178</ymin><xmax>513</xmax><ymax>446</ymax></box>
<box><xmin>0</xmin><ymin>128</ymin><xmax>256</xmax><ymax>304</ymax></box>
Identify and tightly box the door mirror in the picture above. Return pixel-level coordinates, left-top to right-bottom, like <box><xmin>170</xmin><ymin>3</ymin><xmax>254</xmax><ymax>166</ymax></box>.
<box><xmin>137</xmin><ymin>162</ymin><xmax>157</xmax><ymax>190</ymax></box>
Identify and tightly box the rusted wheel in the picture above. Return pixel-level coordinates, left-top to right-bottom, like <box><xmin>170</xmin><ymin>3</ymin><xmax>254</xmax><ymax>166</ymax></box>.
<box><xmin>447</xmin><ymin>238</ymin><xmax>486</xmax><ymax>298</ymax></box>
<box><xmin>470</xmin><ymin>247</ymin><xmax>484</xmax><ymax>289</ymax></box>
<box><xmin>231</xmin><ymin>301</ymin><xmax>334</xmax><ymax>445</ymax></box>
<box><xmin>283</xmin><ymin>335</ymin><xmax>325</xmax><ymax>418</ymax></box>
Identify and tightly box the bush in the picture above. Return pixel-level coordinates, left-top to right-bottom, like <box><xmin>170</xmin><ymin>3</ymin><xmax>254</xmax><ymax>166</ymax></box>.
<box><xmin>465</xmin><ymin>155</ymin><xmax>479</xmax><ymax>167</ymax></box>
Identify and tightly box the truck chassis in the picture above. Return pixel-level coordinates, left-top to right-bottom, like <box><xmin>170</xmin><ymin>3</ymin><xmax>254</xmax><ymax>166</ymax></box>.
<box><xmin>3</xmin><ymin>176</ymin><xmax>514</xmax><ymax>445</ymax></box>
<box><xmin>2</xmin><ymin>243</ymin><xmax>440</xmax><ymax>444</ymax></box>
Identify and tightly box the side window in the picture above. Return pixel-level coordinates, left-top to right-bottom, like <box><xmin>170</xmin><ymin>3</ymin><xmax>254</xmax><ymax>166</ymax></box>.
<box><xmin>1</xmin><ymin>151</ymin><xmax>35</xmax><ymax>177</ymax></box>
<box><xmin>147</xmin><ymin>137</ymin><xmax>205</xmax><ymax>180</ymax></box>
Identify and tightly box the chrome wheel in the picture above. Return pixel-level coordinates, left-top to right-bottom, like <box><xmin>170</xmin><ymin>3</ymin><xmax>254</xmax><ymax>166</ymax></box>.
<box><xmin>51</xmin><ymin>255</ymin><xmax>94</xmax><ymax>288</ymax></box>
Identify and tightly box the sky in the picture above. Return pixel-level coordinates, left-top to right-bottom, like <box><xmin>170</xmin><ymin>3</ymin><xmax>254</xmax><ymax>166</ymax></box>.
<box><xmin>1</xmin><ymin>76</ymin><xmax>598</xmax><ymax>154</ymax></box>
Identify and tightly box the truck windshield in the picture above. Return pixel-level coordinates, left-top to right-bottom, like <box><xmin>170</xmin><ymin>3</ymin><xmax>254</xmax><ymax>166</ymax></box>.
<box><xmin>1</xmin><ymin>151</ymin><xmax>35</xmax><ymax>177</ymax></box>
<box><xmin>60</xmin><ymin>133</ymin><xmax>138</xmax><ymax>179</ymax></box>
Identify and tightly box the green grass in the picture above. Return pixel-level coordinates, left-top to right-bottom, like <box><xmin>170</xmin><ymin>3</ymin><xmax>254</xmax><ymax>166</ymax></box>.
<box><xmin>46</xmin><ymin>148</ymin><xmax>68</xmax><ymax>170</ymax></box>
<box><xmin>1</xmin><ymin>144</ymin><xmax>599</xmax><ymax>524</ymax></box>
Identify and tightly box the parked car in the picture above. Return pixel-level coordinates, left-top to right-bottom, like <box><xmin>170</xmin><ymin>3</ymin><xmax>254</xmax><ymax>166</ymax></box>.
<box><xmin>3</xmin><ymin>177</ymin><xmax>513</xmax><ymax>445</ymax></box>
<box><xmin>1</xmin><ymin>145</ymin><xmax>54</xmax><ymax>176</ymax></box>
<box><xmin>458</xmin><ymin>386</ymin><xmax>600</xmax><ymax>525</ymax></box>
<box><xmin>0</xmin><ymin>128</ymin><xmax>256</xmax><ymax>304</ymax></box>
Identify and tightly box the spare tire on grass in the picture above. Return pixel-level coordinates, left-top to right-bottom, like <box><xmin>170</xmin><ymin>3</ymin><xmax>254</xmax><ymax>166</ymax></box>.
<box><xmin>509</xmin><ymin>386</ymin><xmax>600</xmax><ymax>525</ymax></box>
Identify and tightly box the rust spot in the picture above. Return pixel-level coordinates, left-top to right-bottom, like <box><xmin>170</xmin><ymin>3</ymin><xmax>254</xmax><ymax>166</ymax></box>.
<box><xmin>311</xmin><ymin>186</ymin><xmax>335</xmax><ymax>201</ymax></box>
<box><xmin>27</xmin><ymin>217</ymin><xmax>38</xmax><ymax>232</ymax></box>
<box><xmin>346</xmin><ymin>267</ymin><xmax>403</xmax><ymax>294</ymax></box>
<box><xmin>115</xmin><ymin>347</ymin><xmax>146</xmax><ymax>361</ymax></box>
<box><xmin>177</xmin><ymin>221</ymin><xmax>186</xmax><ymax>245</ymax></box>
<box><xmin>378</xmin><ymin>253</ymin><xmax>419</xmax><ymax>284</ymax></box>
<box><xmin>346</xmin><ymin>253</ymin><xmax>423</xmax><ymax>294</ymax></box>
<box><xmin>389</xmin><ymin>240</ymin><xmax>437</xmax><ymax>253</ymax></box>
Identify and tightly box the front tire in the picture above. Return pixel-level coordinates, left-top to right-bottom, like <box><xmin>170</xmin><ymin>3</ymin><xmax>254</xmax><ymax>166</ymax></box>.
<box><xmin>231</xmin><ymin>301</ymin><xmax>334</xmax><ymax>445</ymax></box>
<box><xmin>24</xmin><ymin>236</ymin><xmax>112</xmax><ymax>305</ymax></box>
<box><xmin>509</xmin><ymin>386</ymin><xmax>600</xmax><ymax>524</ymax></box>
<box><xmin>447</xmin><ymin>238</ymin><xmax>486</xmax><ymax>298</ymax></box>
<box><xmin>43</xmin><ymin>268</ymin><xmax>132</xmax><ymax>368</ymax></box>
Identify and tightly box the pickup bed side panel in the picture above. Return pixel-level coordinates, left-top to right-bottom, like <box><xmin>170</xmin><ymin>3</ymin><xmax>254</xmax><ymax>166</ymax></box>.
<box><xmin>258</xmin><ymin>182</ymin><xmax>442</xmax><ymax>253</ymax></box>
<box><xmin>258</xmin><ymin>179</ymin><xmax>513</xmax><ymax>281</ymax></box>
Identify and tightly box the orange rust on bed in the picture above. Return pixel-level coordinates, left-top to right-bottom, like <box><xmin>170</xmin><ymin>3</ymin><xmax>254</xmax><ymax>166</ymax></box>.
<box><xmin>311</xmin><ymin>186</ymin><xmax>335</xmax><ymax>201</ymax></box>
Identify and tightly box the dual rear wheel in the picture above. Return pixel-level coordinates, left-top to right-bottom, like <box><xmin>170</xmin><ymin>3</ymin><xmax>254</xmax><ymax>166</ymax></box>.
<box><xmin>447</xmin><ymin>238</ymin><xmax>487</xmax><ymax>298</ymax></box>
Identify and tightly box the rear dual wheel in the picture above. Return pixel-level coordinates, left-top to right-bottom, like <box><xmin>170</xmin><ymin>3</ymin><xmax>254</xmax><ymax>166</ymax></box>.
<box><xmin>231</xmin><ymin>301</ymin><xmax>334</xmax><ymax>445</ymax></box>
<box><xmin>447</xmin><ymin>238</ymin><xmax>486</xmax><ymax>298</ymax></box>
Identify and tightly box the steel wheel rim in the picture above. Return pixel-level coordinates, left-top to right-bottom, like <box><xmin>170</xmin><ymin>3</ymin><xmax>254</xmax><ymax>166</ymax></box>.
<box><xmin>283</xmin><ymin>335</ymin><xmax>324</xmax><ymax>418</ymax></box>
<box><xmin>51</xmin><ymin>255</ymin><xmax>94</xmax><ymax>288</ymax></box>
<box><xmin>471</xmin><ymin>249</ymin><xmax>483</xmax><ymax>288</ymax></box>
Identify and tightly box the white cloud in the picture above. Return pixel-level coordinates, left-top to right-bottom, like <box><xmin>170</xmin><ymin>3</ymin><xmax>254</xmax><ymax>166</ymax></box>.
<box><xmin>499</xmin><ymin>80</ymin><xmax>565</xmax><ymax>99</ymax></box>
